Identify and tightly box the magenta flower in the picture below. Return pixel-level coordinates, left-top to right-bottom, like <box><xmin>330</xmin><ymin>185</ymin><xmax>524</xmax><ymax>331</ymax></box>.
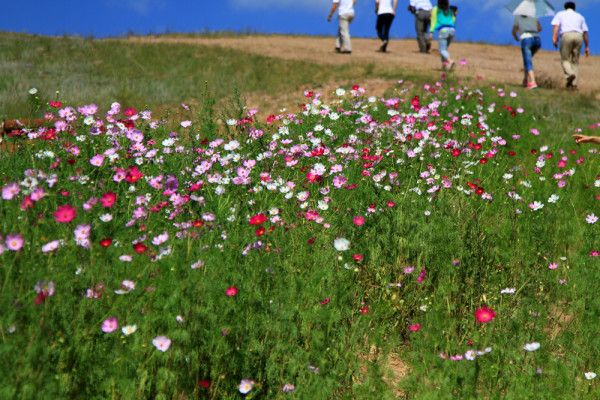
<box><xmin>101</xmin><ymin>317</ymin><xmax>119</xmax><ymax>333</ymax></box>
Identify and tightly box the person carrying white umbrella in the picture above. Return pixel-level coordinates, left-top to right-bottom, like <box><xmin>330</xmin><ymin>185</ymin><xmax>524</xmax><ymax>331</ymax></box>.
<box><xmin>506</xmin><ymin>0</ymin><xmax>555</xmax><ymax>90</ymax></box>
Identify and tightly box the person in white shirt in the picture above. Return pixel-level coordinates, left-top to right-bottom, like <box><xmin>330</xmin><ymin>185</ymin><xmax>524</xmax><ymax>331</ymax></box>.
<box><xmin>328</xmin><ymin>0</ymin><xmax>357</xmax><ymax>54</ymax></box>
<box><xmin>551</xmin><ymin>1</ymin><xmax>590</xmax><ymax>89</ymax></box>
<box><xmin>375</xmin><ymin>0</ymin><xmax>398</xmax><ymax>52</ymax></box>
<box><xmin>408</xmin><ymin>0</ymin><xmax>433</xmax><ymax>53</ymax></box>
<box><xmin>512</xmin><ymin>15</ymin><xmax>542</xmax><ymax>89</ymax></box>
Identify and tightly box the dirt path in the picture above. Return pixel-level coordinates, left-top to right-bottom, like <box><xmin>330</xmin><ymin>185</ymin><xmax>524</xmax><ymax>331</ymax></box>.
<box><xmin>127</xmin><ymin>35</ymin><xmax>600</xmax><ymax>93</ymax></box>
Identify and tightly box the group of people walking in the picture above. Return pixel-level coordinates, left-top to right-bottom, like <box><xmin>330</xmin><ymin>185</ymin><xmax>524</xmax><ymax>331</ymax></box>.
<box><xmin>327</xmin><ymin>0</ymin><xmax>591</xmax><ymax>88</ymax></box>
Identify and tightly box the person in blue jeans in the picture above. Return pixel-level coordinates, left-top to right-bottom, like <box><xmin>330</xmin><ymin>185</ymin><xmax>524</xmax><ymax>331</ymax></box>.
<box><xmin>430</xmin><ymin>0</ymin><xmax>457</xmax><ymax>71</ymax></box>
<box><xmin>512</xmin><ymin>15</ymin><xmax>542</xmax><ymax>89</ymax></box>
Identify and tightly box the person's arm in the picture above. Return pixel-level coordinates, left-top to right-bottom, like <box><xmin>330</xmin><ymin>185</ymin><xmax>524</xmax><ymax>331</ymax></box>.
<box><xmin>430</xmin><ymin>7</ymin><xmax>437</xmax><ymax>34</ymax></box>
<box><xmin>512</xmin><ymin>25</ymin><xmax>520</xmax><ymax>42</ymax></box>
<box><xmin>327</xmin><ymin>2</ymin><xmax>338</xmax><ymax>21</ymax></box>
<box><xmin>583</xmin><ymin>31</ymin><xmax>590</xmax><ymax>57</ymax></box>
<box><xmin>552</xmin><ymin>24</ymin><xmax>559</xmax><ymax>48</ymax></box>
<box><xmin>375</xmin><ymin>0</ymin><xmax>379</xmax><ymax>14</ymax></box>
<box><xmin>574</xmin><ymin>134</ymin><xmax>600</xmax><ymax>145</ymax></box>
<box><xmin>392</xmin><ymin>0</ymin><xmax>398</xmax><ymax>14</ymax></box>
<box><xmin>537</xmin><ymin>20</ymin><xmax>542</xmax><ymax>33</ymax></box>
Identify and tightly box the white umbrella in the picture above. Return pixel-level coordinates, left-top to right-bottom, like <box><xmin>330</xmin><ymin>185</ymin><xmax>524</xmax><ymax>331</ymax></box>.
<box><xmin>505</xmin><ymin>0</ymin><xmax>555</xmax><ymax>18</ymax></box>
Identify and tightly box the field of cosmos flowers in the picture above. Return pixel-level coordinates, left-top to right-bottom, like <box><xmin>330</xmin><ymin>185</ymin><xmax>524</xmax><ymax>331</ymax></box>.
<box><xmin>2</xmin><ymin>80</ymin><xmax>600</xmax><ymax>399</ymax></box>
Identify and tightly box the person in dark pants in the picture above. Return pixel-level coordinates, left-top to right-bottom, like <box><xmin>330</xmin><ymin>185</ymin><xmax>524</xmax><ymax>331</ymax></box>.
<box><xmin>375</xmin><ymin>0</ymin><xmax>398</xmax><ymax>52</ymax></box>
<box><xmin>409</xmin><ymin>0</ymin><xmax>433</xmax><ymax>53</ymax></box>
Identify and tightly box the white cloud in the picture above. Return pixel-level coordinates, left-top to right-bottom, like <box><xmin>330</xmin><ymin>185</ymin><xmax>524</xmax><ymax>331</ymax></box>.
<box><xmin>230</xmin><ymin>0</ymin><xmax>328</xmax><ymax>11</ymax></box>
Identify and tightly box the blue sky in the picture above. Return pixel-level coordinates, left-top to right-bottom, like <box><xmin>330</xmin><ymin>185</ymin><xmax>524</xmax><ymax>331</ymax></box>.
<box><xmin>1</xmin><ymin>0</ymin><xmax>598</xmax><ymax>53</ymax></box>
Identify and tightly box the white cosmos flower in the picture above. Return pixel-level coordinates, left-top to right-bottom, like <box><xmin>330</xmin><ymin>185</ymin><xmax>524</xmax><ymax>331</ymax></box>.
<box><xmin>585</xmin><ymin>372</ymin><xmax>597</xmax><ymax>380</ymax></box>
<box><xmin>523</xmin><ymin>342</ymin><xmax>540</xmax><ymax>352</ymax></box>
<box><xmin>500</xmin><ymin>288</ymin><xmax>516</xmax><ymax>294</ymax></box>
<box><xmin>333</xmin><ymin>238</ymin><xmax>350</xmax><ymax>251</ymax></box>
<box><xmin>29</xmin><ymin>88</ymin><xmax>38</xmax><ymax>95</ymax></box>
<box><xmin>121</xmin><ymin>325</ymin><xmax>137</xmax><ymax>336</ymax></box>
<box><xmin>238</xmin><ymin>379</ymin><xmax>255</xmax><ymax>394</ymax></box>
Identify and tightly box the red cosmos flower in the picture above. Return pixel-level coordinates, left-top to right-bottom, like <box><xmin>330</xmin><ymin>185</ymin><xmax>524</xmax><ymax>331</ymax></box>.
<box><xmin>306</xmin><ymin>172</ymin><xmax>321</xmax><ymax>183</ymax></box>
<box><xmin>193</xmin><ymin>219</ymin><xmax>204</xmax><ymax>228</ymax></box>
<box><xmin>35</xmin><ymin>291</ymin><xmax>48</xmax><ymax>305</ymax></box>
<box><xmin>507</xmin><ymin>151</ymin><xmax>516</xmax><ymax>157</ymax></box>
<box><xmin>386</xmin><ymin>201</ymin><xmax>396</xmax><ymax>208</ymax></box>
<box><xmin>123</xmin><ymin>107</ymin><xmax>137</xmax><ymax>117</ymax></box>
<box><xmin>197</xmin><ymin>380</ymin><xmax>211</xmax><ymax>389</ymax></box>
<box><xmin>353</xmin><ymin>253</ymin><xmax>364</xmax><ymax>262</ymax></box>
<box><xmin>360</xmin><ymin>306</ymin><xmax>370</xmax><ymax>315</ymax></box>
<box><xmin>20</xmin><ymin>196</ymin><xmax>34</xmax><ymax>210</ymax></box>
<box><xmin>249</xmin><ymin>213</ymin><xmax>267</xmax><ymax>226</ymax></box>
<box><xmin>266</xmin><ymin>114</ymin><xmax>276</xmax><ymax>124</ymax></box>
<box><xmin>474</xmin><ymin>306</ymin><xmax>496</xmax><ymax>323</ymax></box>
<box><xmin>99</xmin><ymin>238</ymin><xmax>113</xmax><ymax>248</ymax></box>
<box><xmin>320</xmin><ymin>297</ymin><xmax>331</xmax><ymax>305</ymax></box>
<box><xmin>307</xmin><ymin>237</ymin><xmax>316</xmax><ymax>245</ymax></box>
<box><xmin>100</xmin><ymin>192</ymin><xmax>117</xmax><ymax>208</ymax></box>
<box><xmin>451</xmin><ymin>148</ymin><xmax>461</xmax><ymax>157</ymax></box>
<box><xmin>479</xmin><ymin>158</ymin><xmax>488</xmax><ymax>164</ymax></box>
<box><xmin>189</xmin><ymin>182</ymin><xmax>202</xmax><ymax>192</ymax></box>
<box><xmin>410</xmin><ymin>95</ymin><xmax>420</xmax><ymax>111</ymax></box>
<box><xmin>225</xmin><ymin>286</ymin><xmax>238</xmax><ymax>297</ymax></box>
<box><xmin>125</xmin><ymin>166</ymin><xmax>143</xmax><ymax>183</ymax></box>
<box><xmin>133</xmin><ymin>242</ymin><xmax>148</xmax><ymax>254</ymax></box>
<box><xmin>408</xmin><ymin>323</ymin><xmax>421</xmax><ymax>332</ymax></box>
<box><xmin>49</xmin><ymin>101</ymin><xmax>63</xmax><ymax>108</ymax></box>
<box><xmin>475</xmin><ymin>187</ymin><xmax>485</xmax><ymax>196</ymax></box>
<box><xmin>255</xmin><ymin>227</ymin><xmax>266</xmax><ymax>237</ymax></box>
<box><xmin>54</xmin><ymin>204</ymin><xmax>76</xmax><ymax>223</ymax></box>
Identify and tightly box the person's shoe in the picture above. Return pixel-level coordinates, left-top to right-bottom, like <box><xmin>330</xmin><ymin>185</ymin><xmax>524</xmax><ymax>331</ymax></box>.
<box><xmin>566</xmin><ymin>74</ymin><xmax>576</xmax><ymax>88</ymax></box>
<box><xmin>526</xmin><ymin>82</ymin><xmax>538</xmax><ymax>90</ymax></box>
<box><xmin>339</xmin><ymin>50</ymin><xmax>352</xmax><ymax>54</ymax></box>
<box><xmin>380</xmin><ymin>40</ymin><xmax>389</xmax><ymax>53</ymax></box>
<box><xmin>522</xmin><ymin>78</ymin><xmax>528</xmax><ymax>87</ymax></box>
<box><xmin>335</xmin><ymin>47</ymin><xmax>341</xmax><ymax>53</ymax></box>
<box><xmin>447</xmin><ymin>60</ymin><xmax>456</xmax><ymax>71</ymax></box>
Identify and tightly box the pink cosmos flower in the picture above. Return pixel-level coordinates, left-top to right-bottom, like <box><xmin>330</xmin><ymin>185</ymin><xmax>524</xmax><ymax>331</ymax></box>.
<box><xmin>226</xmin><ymin>286</ymin><xmax>239</xmax><ymax>297</ymax></box>
<box><xmin>408</xmin><ymin>323</ymin><xmax>422</xmax><ymax>332</ymax></box>
<box><xmin>89</xmin><ymin>154</ymin><xmax>105</xmax><ymax>167</ymax></box>
<box><xmin>2</xmin><ymin>182</ymin><xmax>20</xmax><ymax>200</ymax></box>
<box><xmin>41</xmin><ymin>240</ymin><xmax>62</xmax><ymax>253</ymax></box>
<box><xmin>548</xmin><ymin>262</ymin><xmax>558</xmax><ymax>270</ymax></box>
<box><xmin>353</xmin><ymin>216</ymin><xmax>365</xmax><ymax>226</ymax></box>
<box><xmin>5</xmin><ymin>234</ymin><xmax>24</xmax><ymax>251</ymax></box>
<box><xmin>100</xmin><ymin>192</ymin><xmax>117</xmax><ymax>208</ymax></box>
<box><xmin>180</xmin><ymin>120</ymin><xmax>192</xmax><ymax>128</ymax></box>
<box><xmin>101</xmin><ymin>317</ymin><xmax>118</xmax><ymax>333</ymax></box>
<box><xmin>152</xmin><ymin>336</ymin><xmax>171</xmax><ymax>352</ymax></box>
<box><xmin>54</xmin><ymin>204</ymin><xmax>76</xmax><ymax>223</ymax></box>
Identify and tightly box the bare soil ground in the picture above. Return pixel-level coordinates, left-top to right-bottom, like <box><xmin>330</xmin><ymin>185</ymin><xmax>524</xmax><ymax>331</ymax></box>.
<box><xmin>127</xmin><ymin>35</ymin><xmax>600</xmax><ymax>92</ymax></box>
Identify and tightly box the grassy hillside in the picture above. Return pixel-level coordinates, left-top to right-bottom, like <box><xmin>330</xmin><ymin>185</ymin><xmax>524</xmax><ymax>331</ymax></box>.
<box><xmin>0</xmin><ymin>32</ymin><xmax>411</xmax><ymax>119</ymax></box>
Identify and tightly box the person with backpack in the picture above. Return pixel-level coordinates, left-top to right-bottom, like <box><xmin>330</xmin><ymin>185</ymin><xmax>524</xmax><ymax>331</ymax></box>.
<box><xmin>430</xmin><ymin>0</ymin><xmax>458</xmax><ymax>71</ymax></box>
<box><xmin>512</xmin><ymin>14</ymin><xmax>542</xmax><ymax>89</ymax></box>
